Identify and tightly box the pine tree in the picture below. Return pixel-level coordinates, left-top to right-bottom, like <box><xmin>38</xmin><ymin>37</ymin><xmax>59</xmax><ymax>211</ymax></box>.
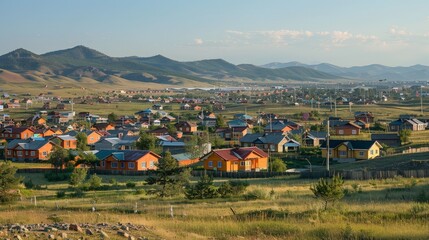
<box><xmin>0</xmin><ymin>162</ymin><xmax>22</xmax><ymax>203</ymax></box>
<box><xmin>76</xmin><ymin>132</ymin><xmax>89</xmax><ymax>151</ymax></box>
<box><xmin>49</xmin><ymin>147</ymin><xmax>71</xmax><ymax>172</ymax></box>
<box><xmin>310</xmin><ymin>174</ymin><xmax>345</xmax><ymax>210</ymax></box>
<box><xmin>185</xmin><ymin>174</ymin><xmax>219</xmax><ymax>199</ymax></box>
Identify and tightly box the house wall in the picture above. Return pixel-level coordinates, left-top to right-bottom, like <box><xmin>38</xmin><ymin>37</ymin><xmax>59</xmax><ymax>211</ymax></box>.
<box><xmin>6</xmin><ymin>143</ymin><xmax>53</xmax><ymax>161</ymax></box>
<box><xmin>334</xmin><ymin>126</ymin><xmax>360</xmax><ymax>135</ymax></box>
<box><xmin>87</xmin><ymin>132</ymin><xmax>102</xmax><ymax>145</ymax></box>
<box><xmin>98</xmin><ymin>154</ymin><xmax>159</xmax><ymax>172</ymax></box>
<box><xmin>61</xmin><ymin>140</ymin><xmax>77</xmax><ymax>149</ymax></box>
<box><xmin>203</xmin><ymin>152</ymin><xmax>268</xmax><ymax>172</ymax></box>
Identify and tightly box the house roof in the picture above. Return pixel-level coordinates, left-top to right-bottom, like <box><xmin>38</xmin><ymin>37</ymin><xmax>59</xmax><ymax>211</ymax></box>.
<box><xmin>371</xmin><ymin>133</ymin><xmax>400</xmax><ymax>140</ymax></box>
<box><xmin>172</xmin><ymin>153</ymin><xmax>197</xmax><ymax>161</ymax></box>
<box><xmin>264</xmin><ymin>121</ymin><xmax>291</xmax><ymax>131</ymax></box>
<box><xmin>320</xmin><ymin>140</ymin><xmax>381</xmax><ymax>150</ymax></box>
<box><xmin>8</xmin><ymin>138</ymin><xmax>52</xmax><ymax>150</ymax></box>
<box><xmin>54</xmin><ymin>135</ymin><xmax>77</xmax><ymax>141</ymax></box>
<box><xmin>209</xmin><ymin>147</ymin><xmax>268</xmax><ymax>161</ymax></box>
<box><xmin>96</xmin><ymin>150</ymin><xmax>159</xmax><ymax>161</ymax></box>
<box><xmin>2</xmin><ymin>127</ymin><xmax>34</xmax><ymax>134</ymax></box>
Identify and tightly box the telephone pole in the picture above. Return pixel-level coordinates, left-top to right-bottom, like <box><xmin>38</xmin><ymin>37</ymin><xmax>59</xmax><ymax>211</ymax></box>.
<box><xmin>326</xmin><ymin>119</ymin><xmax>330</xmax><ymax>172</ymax></box>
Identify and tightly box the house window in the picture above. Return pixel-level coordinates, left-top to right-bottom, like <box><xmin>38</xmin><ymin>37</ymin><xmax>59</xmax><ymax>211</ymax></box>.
<box><xmin>217</xmin><ymin>161</ymin><xmax>222</xmax><ymax>168</ymax></box>
<box><xmin>245</xmin><ymin>161</ymin><xmax>251</xmax><ymax>166</ymax></box>
<box><xmin>25</xmin><ymin>151</ymin><xmax>29</xmax><ymax>156</ymax></box>
<box><xmin>375</xmin><ymin>150</ymin><xmax>378</xmax><ymax>154</ymax></box>
<box><xmin>208</xmin><ymin>161</ymin><xmax>213</xmax><ymax>167</ymax></box>
<box><xmin>240</xmin><ymin>161</ymin><xmax>245</xmax><ymax>166</ymax></box>
<box><xmin>352</xmin><ymin>130</ymin><xmax>357</xmax><ymax>135</ymax></box>
<box><xmin>42</xmin><ymin>151</ymin><xmax>48</xmax><ymax>156</ymax></box>
<box><xmin>31</xmin><ymin>151</ymin><xmax>35</xmax><ymax>156</ymax></box>
<box><xmin>141</xmin><ymin>162</ymin><xmax>147</xmax><ymax>168</ymax></box>
<box><xmin>128</xmin><ymin>162</ymin><xmax>135</xmax><ymax>169</ymax></box>
<box><xmin>149</xmin><ymin>161</ymin><xmax>155</xmax><ymax>168</ymax></box>
<box><xmin>17</xmin><ymin>151</ymin><xmax>23</xmax><ymax>157</ymax></box>
<box><xmin>101</xmin><ymin>161</ymin><xmax>105</xmax><ymax>167</ymax></box>
<box><xmin>338</xmin><ymin>130</ymin><xmax>344</xmax><ymax>135</ymax></box>
<box><xmin>359</xmin><ymin>151</ymin><xmax>364</xmax><ymax>156</ymax></box>
<box><xmin>339</xmin><ymin>151</ymin><xmax>347</xmax><ymax>156</ymax></box>
<box><xmin>111</xmin><ymin>162</ymin><xmax>118</xmax><ymax>168</ymax></box>
<box><xmin>120</xmin><ymin>162</ymin><xmax>125</xmax><ymax>168</ymax></box>
<box><xmin>370</xmin><ymin>150</ymin><xmax>374</xmax><ymax>155</ymax></box>
<box><xmin>7</xmin><ymin>150</ymin><xmax>11</xmax><ymax>155</ymax></box>
<box><xmin>270</xmin><ymin>145</ymin><xmax>276</xmax><ymax>151</ymax></box>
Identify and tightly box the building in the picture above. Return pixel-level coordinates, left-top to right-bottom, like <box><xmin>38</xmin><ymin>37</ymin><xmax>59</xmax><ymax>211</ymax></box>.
<box><xmin>355</xmin><ymin>112</ymin><xmax>374</xmax><ymax>124</ymax></box>
<box><xmin>172</xmin><ymin>153</ymin><xmax>200</xmax><ymax>166</ymax></box>
<box><xmin>320</xmin><ymin>140</ymin><xmax>382</xmax><ymax>161</ymax></box>
<box><xmin>51</xmin><ymin>135</ymin><xmax>77</xmax><ymax>149</ymax></box>
<box><xmin>389</xmin><ymin>118</ymin><xmax>426</xmax><ymax>132</ymax></box>
<box><xmin>96</xmin><ymin>150</ymin><xmax>161</xmax><ymax>172</ymax></box>
<box><xmin>175</xmin><ymin>121</ymin><xmax>197</xmax><ymax>134</ymax></box>
<box><xmin>201</xmin><ymin>146</ymin><xmax>268</xmax><ymax>172</ymax></box>
<box><xmin>5</xmin><ymin>138</ymin><xmax>55</xmax><ymax>161</ymax></box>
<box><xmin>333</xmin><ymin>121</ymin><xmax>361</xmax><ymax>135</ymax></box>
<box><xmin>0</xmin><ymin>127</ymin><xmax>34</xmax><ymax>140</ymax></box>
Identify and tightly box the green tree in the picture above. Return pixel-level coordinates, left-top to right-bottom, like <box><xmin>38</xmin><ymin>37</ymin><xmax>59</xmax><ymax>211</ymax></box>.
<box><xmin>75</xmin><ymin>132</ymin><xmax>89</xmax><ymax>151</ymax></box>
<box><xmin>210</xmin><ymin>134</ymin><xmax>225</xmax><ymax>149</ymax></box>
<box><xmin>147</xmin><ymin>151</ymin><xmax>190</xmax><ymax>197</ymax></box>
<box><xmin>166</xmin><ymin>124</ymin><xmax>177</xmax><ymax>136</ymax></box>
<box><xmin>69</xmin><ymin>168</ymin><xmax>88</xmax><ymax>187</ymax></box>
<box><xmin>399</xmin><ymin>129</ymin><xmax>412</xmax><ymax>144</ymax></box>
<box><xmin>87</xmin><ymin>174</ymin><xmax>102</xmax><ymax>189</ymax></box>
<box><xmin>78</xmin><ymin>152</ymin><xmax>99</xmax><ymax>172</ymax></box>
<box><xmin>0</xmin><ymin>162</ymin><xmax>22</xmax><ymax>203</ymax></box>
<box><xmin>185</xmin><ymin>174</ymin><xmax>219</xmax><ymax>199</ymax></box>
<box><xmin>310</xmin><ymin>174</ymin><xmax>345</xmax><ymax>210</ymax></box>
<box><xmin>49</xmin><ymin>147</ymin><xmax>71</xmax><ymax>172</ymax></box>
<box><xmin>216</xmin><ymin>114</ymin><xmax>226</xmax><ymax>128</ymax></box>
<box><xmin>107</xmin><ymin>112</ymin><xmax>118</xmax><ymax>123</ymax></box>
<box><xmin>252</xmin><ymin>125</ymin><xmax>264</xmax><ymax>134</ymax></box>
<box><xmin>136</xmin><ymin>131</ymin><xmax>161</xmax><ymax>153</ymax></box>
<box><xmin>270</xmin><ymin>158</ymin><xmax>287</xmax><ymax>172</ymax></box>
<box><xmin>185</xmin><ymin>135</ymin><xmax>207</xmax><ymax>158</ymax></box>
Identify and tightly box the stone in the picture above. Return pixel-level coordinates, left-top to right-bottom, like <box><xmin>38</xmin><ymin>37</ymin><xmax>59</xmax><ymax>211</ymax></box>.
<box><xmin>100</xmin><ymin>230</ymin><xmax>110</xmax><ymax>239</ymax></box>
<box><xmin>59</xmin><ymin>232</ymin><xmax>68</xmax><ymax>239</ymax></box>
<box><xmin>44</xmin><ymin>227</ymin><xmax>58</xmax><ymax>232</ymax></box>
<box><xmin>128</xmin><ymin>236</ymin><xmax>136</xmax><ymax>240</ymax></box>
<box><xmin>13</xmin><ymin>234</ymin><xmax>22</xmax><ymax>240</ymax></box>
<box><xmin>69</xmin><ymin>224</ymin><xmax>83</xmax><ymax>233</ymax></box>
<box><xmin>48</xmin><ymin>234</ymin><xmax>55</xmax><ymax>239</ymax></box>
<box><xmin>117</xmin><ymin>231</ymin><xmax>130</xmax><ymax>238</ymax></box>
<box><xmin>120</xmin><ymin>226</ymin><xmax>129</xmax><ymax>231</ymax></box>
<box><xmin>85</xmin><ymin>229</ymin><xmax>94</xmax><ymax>235</ymax></box>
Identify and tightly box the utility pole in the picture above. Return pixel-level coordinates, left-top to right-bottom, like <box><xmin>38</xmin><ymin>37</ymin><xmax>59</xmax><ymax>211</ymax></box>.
<box><xmin>326</xmin><ymin>119</ymin><xmax>330</xmax><ymax>172</ymax></box>
<box><xmin>421</xmin><ymin>86</ymin><xmax>423</xmax><ymax>115</ymax></box>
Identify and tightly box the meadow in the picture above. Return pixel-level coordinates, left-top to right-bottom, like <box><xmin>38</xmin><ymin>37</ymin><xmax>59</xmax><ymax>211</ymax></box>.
<box><xmin>2</xmin><ymin>172</ymin><xmax>429</xmax><ymax>240</ymax></box>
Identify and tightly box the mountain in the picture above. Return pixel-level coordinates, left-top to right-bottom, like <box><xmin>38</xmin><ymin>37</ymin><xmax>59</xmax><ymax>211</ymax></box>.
<box><xmin>262</xmin><ymin>61</ymin><xmax>429</xmax><ymax>81</ymax></box>
<box><xmin>0</xmin><ymin>46</ymin><xmax>342</xmax><ymax>90</ymax></box>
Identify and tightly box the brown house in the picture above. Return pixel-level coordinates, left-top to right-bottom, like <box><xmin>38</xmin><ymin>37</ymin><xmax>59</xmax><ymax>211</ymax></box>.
<box><xmin>51</xmin><ymin>135</ymin><xmax>77</xmax><ymax>149</ymax></box>
<box><xmin>355</xmin><ymin>112</ymin><xmax>374</xmax><ymax>124</ymax></box>
<box><xmin>5</xmin><ymin>138</ymin><xmax>55</xmax><ymax>161</ymax></box>
<box><xmin>175</xmin><ymin>121</ymin><xmax>197</xmax><ymax>134</ymax></box>
<box><xmin>333</xmin><ymin>122</ymin><xmax>361</xmax><ymax>135</ymax></box>
<box><xmin>91</xmin><ymin>123</ymin><xmax>115</xmax><ymax>131</ymax></box>
<box><xmin>0</xmin><ymin>127</ymin><xmax>34</xmax><ymax>140</ymax></box>
<box><xmin>96</xmin><ymin>150</ymin><xmax>161</xmax><ymax>172</ymax></box>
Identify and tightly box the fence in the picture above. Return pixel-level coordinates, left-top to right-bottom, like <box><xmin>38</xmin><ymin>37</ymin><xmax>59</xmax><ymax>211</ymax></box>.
<box><xmin>402</xmin><ymin>147</ymin><xmax>429</xmax><ymax>154</ymax></box>
<box><xmin>192</xmin><ymin>170</ymin><xmax>299</xmax><ymax>178</ymax></box>
<box><xmin>301</xmin><ymin>168</ymin><xmax>429</xmax><ymax>180</ymax></box>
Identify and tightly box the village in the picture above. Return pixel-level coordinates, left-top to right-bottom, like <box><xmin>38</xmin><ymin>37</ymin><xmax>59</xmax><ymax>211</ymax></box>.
<box><xmin>1</xmin><ymin>82</ymin><xmax>429</xmax><ymax>177</ymax></box>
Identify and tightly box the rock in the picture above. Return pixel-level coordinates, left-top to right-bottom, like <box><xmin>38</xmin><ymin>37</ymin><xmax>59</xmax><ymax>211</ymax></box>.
<box><xmin>85</xmin><ymin>229</ymin><xmax>94</xmax><ymax>235</ymax></box>
<box><xmin>117</xmin><ymin>231</ymin><xmax>130</xmax><ymax>238</ymax></box>
<box><xmin>120</xmin><ymin>226</ymin><xmax>129</xmax><ymax>231</ymax></box>
<box><xmin>44</xmin><ymin>227</ymin><xmax>58</xmax><ymax>232</ymax></box>
<box><xmin>48</xmin><ymin>234</ymin><xmax>55</xmax><ymax>239</ymax></box>
<box><xmin>13</xmin><ymin>234</ymin><xmax>22</xmax><ymax>240</ymax></box>
<box><xmin>128</xmin><ymin>236</ymin><xmax>136</xmax><ymax>240</ymax></box>
<box><xmin>59</xmin><ymin>232</ymin><xmax>68</xmax><ymax>239</ymax></box>
<box><xmin>100</xmin><ymin>230</ymin><xmax>110</xmax><ymax>239</ymax></box>
<box><xmin>69</xmin><ymin>224</ymin><xmax>83</xmax><ymax>233</ymax></box>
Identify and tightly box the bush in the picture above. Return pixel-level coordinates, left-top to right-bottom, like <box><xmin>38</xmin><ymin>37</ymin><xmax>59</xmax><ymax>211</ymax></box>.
<box><xmin>44</xmin><ymin>172</ymin><xmax>70</xmax><ymax>182</ymax></box>
<box><xmin>71</xmin><ymin>188</ymin><xmax>85</xmax><ymax>198</ymax></box>
<box><xmin>310</xmin><ymin>174</ymin><xmax>345</xmax><ymax>210</ymax></box>
<box><xmin>56</xmin><ymin>191</ymin><xmax>66</xmax><ymax>198</ymax></box>
<box><xmin>24</xmin><ymin>179</ymin><xmax>34</xmax><ymax>189</ymax></box>
<box><xmin>87</xmin><ymin>174</ymin><xmax>102</xmax><ymax>190</ymax></box>
<box><xmin>243</xmin><ymin>189</ymin><xmax>269</xmax><ymax>200</ymax></box>
<box><xmin>126</xmin><ymin>181</ymin><xmax>136</xmax><ymax>188</ymax></box>
<box><xmin>218</xmin><ymin>180</ymin><xmax>249</xmax><ymax>198</ymax></box>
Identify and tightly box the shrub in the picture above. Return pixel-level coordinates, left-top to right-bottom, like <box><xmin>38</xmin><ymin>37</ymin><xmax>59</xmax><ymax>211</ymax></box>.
<box><xmin>310</xmin><ymin>174</ymin><xmax>345</xmax><ymax>210</ymax></box>
<box><xmin>185</xmin><ymin>174</ymin><xmax>219</xmax><ymax>200</ymax></box>
<box><xmin>87</xmin><ymin>174</ymin><xmax>102</xmax><ymax>190</ymax></box>
<box><xmin>56</xmin><ymin>191</ymin><xmax>66</xmax><ymax>198</ymax></box>
<box><xmin>218</xmin><ymin>180</ymin><xmax>249</xmax><ymax>198</ymax></box>
<box><xmin>24</xmin><ymin>179</ymin><xmax>34</xmax><ymax>189</ymax></box>
<box><xmin>243</xmin><ymin>189</ymin><xmax>269</xmax><ymax>200</ymax></box>
<box><xmin>44</xmin><ymin>172</ymin><xmax>70</xmax><ymax>182</ymax></box>
<box><xmin>126</xmin><ymin>181</ymin><xmax>136</xmax><ymax>188</ymax></box>
<box><xmin>416</xmin><ymin>189</ymin><xmax>429</xmax><ymax>203</ymax></box>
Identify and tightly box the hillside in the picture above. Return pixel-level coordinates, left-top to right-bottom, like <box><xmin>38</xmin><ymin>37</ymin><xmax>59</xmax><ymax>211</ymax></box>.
<box><xmin>0</xmin><ymin>46</ymin><xmax>341</xmax><ymax>90</ymax></box>
<box><xmin>262</xmin><ymin>61</ymin><xmax>429</xmax><ymax>81</ymax></box>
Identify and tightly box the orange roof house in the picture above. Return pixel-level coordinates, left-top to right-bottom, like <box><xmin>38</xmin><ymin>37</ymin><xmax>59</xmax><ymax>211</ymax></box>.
<box><xmin>202</xmin><ymin>146</ymin><xmax>268</xmax><ymax>172</ymax></box>
<box><xmin>96</xmin><ymin>150</ymin><xmax>161</xmax><ymax>172</ymax></box>
<box><xmin>5</xmin><ymin>138</ymin><xmax>55</xmax><ymax>161</ymax></box>
<box><xmin>51</xmin><ymin>135</ymin><xmax>77</xmax><ymax>149</ymax></box>
<box><xmin>0</xmin><ymin>127</ymin><xmax>34</xmax><ymax>140</ymax></box>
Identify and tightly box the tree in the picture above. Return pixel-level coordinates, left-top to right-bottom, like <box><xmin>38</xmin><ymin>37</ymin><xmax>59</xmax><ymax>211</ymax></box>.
<box><xmin>136</xmin><ymin>131</ymin><xmax>161</xmax><ymax>153</ymax></box>
<box><xmin>78</xmin><ymin>152</ymin><xmax>99</xmax><ymax>172</ymax></box>
<box><xmin>69</xmin><ymin>168</ymin><xmax>88</xmax><ymax>187</ymax></box>
<box><xmin>210</xmin><ymin>134</ymin><xmax>225</xmax><ymax>149</ymax></box>
<box><xmin>0</xmin><ymin>162</ymin><xmax>22</xmax><ymax>203</ymax></box>
<box><xmin>147</xmin><ymin>151</ymin><xmax>190</xmax><ymax>197</ymax></box>
<box><xmin>185</xmin><ymin>174</ymin><xmax>219</xmax><ymax>199</ymax></box>
<box><xmin>310</xmin><ymin>174</ymin><xmax>345</xmax><ymax>210</ymax></box>
<box><xmin>399</xmin><ymin>129</ymin><xmax>412</xmax><ymax>144</ymax></box>
<box><xmin>252</xmin><ymin>125</ymin><xmax>264</xmax><ymax>134</ymax></box>
<box><xmin>166</xmin><ymin>124</ymin><xmax>177</xmax><ymax>136</ymax></box>
<box><xmin>270</xmin><ymin>158</ymin><xmax>287</xmax><ymax>172</ymax></box>
<box><xmin>185</xmin><ymin>135</ymin><xmax>207</xmax><ymax>158</ymax></box>
<box><xmin>216</xmin><ymin>114</ymin><xmax>226</xmax><ymax>128</ymax></box>
<box><xmin>87</xmin><ymin>174</ymin><xmax>102</xmax><ymax>189</ymax></box>
<box><xmin>75</xmin><ymin>132</ymin><xmax>89</xmax><ymax>151</ymax></box>
<box><xmin>107</xmin><ymin>112</ymin><xmax>118</xmax><ymax>123</ymax></box>
<box><xmin>49</xmin><ymin>147</ymin><xmax>71</xmax><ymax>172</ymax></box>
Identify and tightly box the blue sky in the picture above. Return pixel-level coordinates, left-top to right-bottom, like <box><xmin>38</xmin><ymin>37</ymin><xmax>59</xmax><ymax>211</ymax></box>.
<box><xmin>1</xmin><ymin>0</ymin><xmax>429</xmax><ymax>66</ymax></box>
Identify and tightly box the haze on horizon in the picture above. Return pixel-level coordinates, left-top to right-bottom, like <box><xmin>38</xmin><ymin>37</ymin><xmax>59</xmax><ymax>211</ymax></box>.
<box><xmin>1</xmin><ymin>0</ymin><xmax>429</xmax><ymax>67</ymax></box>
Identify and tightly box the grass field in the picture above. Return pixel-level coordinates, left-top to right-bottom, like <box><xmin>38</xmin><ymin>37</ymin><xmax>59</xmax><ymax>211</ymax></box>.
<box><xmin>1</xmin><ymin>172</ymin><xmax>428</xmax><ymax>239</ymax></box>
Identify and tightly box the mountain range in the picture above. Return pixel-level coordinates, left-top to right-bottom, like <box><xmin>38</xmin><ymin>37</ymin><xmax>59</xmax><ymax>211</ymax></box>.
<box><xmin>0</xmin><ymin>46</ymin><xmax>339</xmax><ymax>89</ymax></box>
<box><xmin>261</xmin><ymin>62</ymin><xmax>429</xmax><ymax>81</ymax></box>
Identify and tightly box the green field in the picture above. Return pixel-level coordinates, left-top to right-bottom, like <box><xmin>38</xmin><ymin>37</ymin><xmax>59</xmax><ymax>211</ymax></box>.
<box><xmin>1</xmin><ymin>172</ymin><xmax>428</xmax><ymax>240</ymax></box>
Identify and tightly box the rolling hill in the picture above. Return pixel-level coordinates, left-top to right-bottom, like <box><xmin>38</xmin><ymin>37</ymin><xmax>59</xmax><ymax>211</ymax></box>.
<box><xmin>262</xmin><ymin>61</ymin><xmax>429</xmax><ymax>81</ymax></box>
<box><xmin>0</xmin><ymin>46</ymin><xmax>341</xmax><ymax>90</ymax></box>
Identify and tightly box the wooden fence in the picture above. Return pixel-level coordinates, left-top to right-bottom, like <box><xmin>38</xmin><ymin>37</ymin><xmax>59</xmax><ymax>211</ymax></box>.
<box><xmin>301</xmin><ymin>168</ymin><xmax>429</xmax><ymax>180</ymax></box>
<box><xmin>192</xmin><ymin>170</ymin><xmax>299</xmax><ymax>178</ymax></box>
<box><xmin>402</xmin><ymin>147</ymin><xmax>429</xmax><ymax>154</ymax></box>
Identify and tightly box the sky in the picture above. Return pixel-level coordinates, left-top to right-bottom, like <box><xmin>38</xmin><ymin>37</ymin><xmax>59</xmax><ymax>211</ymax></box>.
<box><xmin>1</xmin><ymin>0</ymin><xmax>429</xmax><ymax>67</ymax></box>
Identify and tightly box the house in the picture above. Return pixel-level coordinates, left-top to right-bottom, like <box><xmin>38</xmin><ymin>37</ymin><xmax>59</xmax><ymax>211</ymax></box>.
<box><xmin>180</xmin><ymin>104</ymin><xmax>191</xmax><ymax>110</ymax></box>
<box><xmin>26</xmin><ymin>115</ymin><xmax>46</xmax><ymax>126</ymax></box>
<box><xmin>56</xmin><ymin>103</ymin><xmax>66</xmax><ymax>110</ymax></box>
<box><xmin>201</xmin><ymin>146</ymin><xmax>268</xmax><ymax>172</ymax></box>
<box><xmin>0</xmin><ymin>127</ymin><xmax>34</xmax><ymax>140</ymax></box>
<box><xmin>320</xmin><ymin>140</ymin><xmax>382</xmax><ymax>161</ymax></box>
<box><xmin>5</xmin><ymin>138</ymin><xmax>55</xmax><ymax>161</ymax></box>
<box><xmin>172</xmin><ymin>153</ymin><xmax>200</xmax><ymax>166</ymax></box>
<box><xmin>389</xmin><ymin>118</ymin><xmax>426</xmax><ymax>132</ymax></box>
<box><xmin>227</xmin><ymin>119</ymin><xmax>248</xmax><ymax>128</ymax></box>
<box><xmin>152</xmin><ymin>104</ymin><xmax>163</xmax><ymax>110</ymax></box>
<box><xmin>96</xmin><ymin>150</ymin><xmax>161</xmax><ymax>172</ymax></box>
<box><xmin>234</xmin><ymin>113</ymin><xmax>253</xmax><ymax>121</ymax></box>
<box><xmin>201</xmin><ymin>116</ymin><xmax>217</xmax><ymax>128</ymax></box>
<box><xmin>148</xmin><ymin>127</ymin><xmax>169</xmax><ymax>136</ymax></box>
<box><xmin>51</xmin><ymin>135</ymin><xmax>77</xmax><ymax>149</ymax></box>
<box><xmin>160</xmin><ymin>115</ymin><xmax>176</xmax><ymax>125</ymax></box>
<box><xmin>355</xmin><ymin>112</ymin><xmax>374</xmax><ymax>124</ymax></box>
<box><xmin>175</xmin><ymin>121</ymin><xmax>197</xmax><ymax>134</ymax></box>
<box><xmin>303</xmin><ymin>131</ymin><xmax>326</xmax><ymax>147</ymax></box>
<box><xmin>371</xmin><ymin>133</ymin><xmax>401</xmax><ymax>147</ymax></box>
<box><xmin>240</xmin><ymin>132</ymin><xmax>288</xmax><ymax>152</ymax></box>
<box><xmin>264</xmin><ymin>121</ymin><xmax>293</xmax><ymax>134</ymax></box>
<box><xmin>91</xmin><ymin>123</ymin><xmax>115</xmax><ymax>131</ymax></box>
<box><xmin>33</xmin><ymin>128</ymin><xmax>56</xmax><ymax>138</ymax></box>
<box><xmin>333</xmin><ymin>121</ymin><xmax>361</xmax><ymax>135</ymax></box>
<box><xmin>216</xmin><ymin>127</ymin><xmax>248</xmax><ymax>141</ymax></box>
<box><xmin>66</xmin><ymin>130</ymin><xmax>103</xmax><ymax>146</ymax></box>
<box><xmin>94</xmin><ymin>136</ymin><xmax>139</xmax><ymax>150</ymax></box>
<box><xmin>193</xmin><ymin>105</ymin><xmax>202</xmax><ymax>111</ymax></box>
<box><xmin>283</xmin><ymin>139</ymin><xmax>301</xmax><ymax>152</ymax></box>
